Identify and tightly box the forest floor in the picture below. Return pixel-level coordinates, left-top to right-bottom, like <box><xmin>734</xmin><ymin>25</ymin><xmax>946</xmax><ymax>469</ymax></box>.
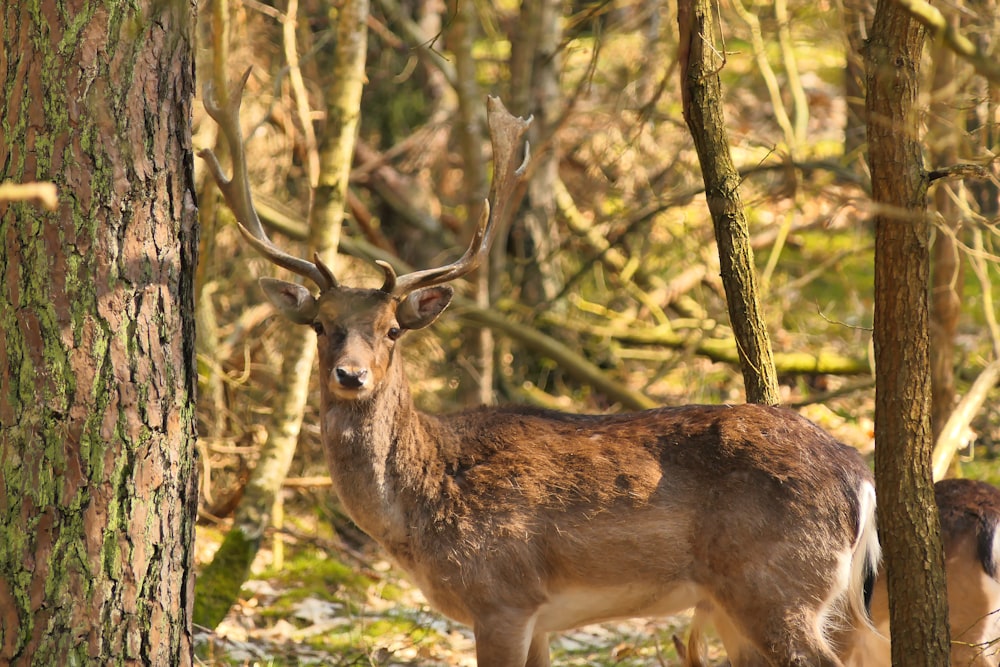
<box><xmin>191</xmin><ymin>522</ymin><xmax>726</xmax><ymax>666</ymax></box>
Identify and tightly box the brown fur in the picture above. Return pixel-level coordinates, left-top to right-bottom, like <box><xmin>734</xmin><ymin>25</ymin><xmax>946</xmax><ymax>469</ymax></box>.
<box><xmin>843</xmin><ymin>478</ymin><xmax>1000</xmax><ymax>667</ymax></box>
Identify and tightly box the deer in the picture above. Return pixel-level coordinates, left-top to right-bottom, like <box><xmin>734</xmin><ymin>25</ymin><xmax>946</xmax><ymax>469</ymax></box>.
<box><xmin>199</xmin><ymin>69</ymin><xmax>881</xmax><ymax>667</ymax></box>
<box><xmin>841</xmin><ymin>478</ymin><xmax>1000</xmax><ymax>667</ymax></box>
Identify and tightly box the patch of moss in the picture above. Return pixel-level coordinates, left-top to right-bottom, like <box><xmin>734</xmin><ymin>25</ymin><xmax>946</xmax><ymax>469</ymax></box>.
<box><xmin>193</xmin><ymin>528</ymin><xmax>257</xmax><ymax>630</ymax></box>
<box><xmin>262</xmin><ymin>547</ymin><xmax>374</xmax><ymax>594</ymax></box>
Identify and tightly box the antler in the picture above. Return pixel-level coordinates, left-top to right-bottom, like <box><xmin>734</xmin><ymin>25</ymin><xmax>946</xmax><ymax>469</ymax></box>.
<box><xmin>198</xmin><ymin>67</ymin><xmax>336</xmax><ymax>291</ymax></box>
<box><xmin>201</xmin><ymin>70</ymin><xmax>530</xmax><ymax>296</ymax></box>
<box><xmin>385</xmin><ymin>96</ymin><xmax>532</xmax><ymax>297</ymax></box>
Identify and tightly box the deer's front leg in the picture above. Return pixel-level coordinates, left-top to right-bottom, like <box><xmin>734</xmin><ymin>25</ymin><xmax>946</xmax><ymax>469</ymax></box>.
<box><xmin>473</xmin><ymin>613</ymin><xmax>549</xmax><ymax>667</ymax></box>
<box><xmin>526</xmin><ymin>632</ymin><xmax>551</xmax><ymax>667</ymax></box>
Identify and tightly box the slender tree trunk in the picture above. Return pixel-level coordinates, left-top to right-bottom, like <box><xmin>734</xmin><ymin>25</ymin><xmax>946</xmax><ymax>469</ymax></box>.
<box><xmin>508</xmin><ymin>0</ymin><xmax>564</xmax><ymax>308</ymax></box>
<box><xmin>677</xmin><ymin>0</ymin><xmax>781</xmax><ymax>406</ymax></box>
<box><xmin>194</xmin><ymin>0</ymin><xmax>370</xmax><ymax>628</ymax></box>
<box><xmin>0</xmin><ymin>1</ymin><xmax>199</xmax><ymax>664</ymax></box>
<box><xmin>449</xmin><ymin>0</ymin><xmax>494</xmax><ymax>405</ymax></box>
<box><xmin>866</xmin><ymin>2</ymin><xmax>950</xmax><ymax>664</ymax></box>
<box><xmin>928</xmin><ymin>8</ymin><xmax>963</xmax><ymax>445</ymax></box>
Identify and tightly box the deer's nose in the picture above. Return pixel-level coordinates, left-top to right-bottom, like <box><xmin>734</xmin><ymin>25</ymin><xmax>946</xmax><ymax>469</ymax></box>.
<box><xmin>335</xmin><ymin>367</ymin><xmax>368</xmax><ymax>389</ymax></box>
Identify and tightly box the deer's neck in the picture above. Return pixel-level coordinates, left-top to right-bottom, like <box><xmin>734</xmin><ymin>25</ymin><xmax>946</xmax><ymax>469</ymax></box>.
<box><xmin>319</xmin><ymin>360</ymin><xmax>441</xmax><ymax>546</ymax></box>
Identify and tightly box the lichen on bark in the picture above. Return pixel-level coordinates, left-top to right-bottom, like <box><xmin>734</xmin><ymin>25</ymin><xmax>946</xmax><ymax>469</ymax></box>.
<box><xmin>0</xmin><ymin>1</ymin><xmax>199</xmax><ymax>664</ymax></box>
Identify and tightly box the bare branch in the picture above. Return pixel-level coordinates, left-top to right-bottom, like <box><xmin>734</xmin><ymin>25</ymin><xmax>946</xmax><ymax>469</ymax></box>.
<box><xmin>891</xmin><ymin>0</ymin><xmax>1000</xmax><ymax>84</ymax></box>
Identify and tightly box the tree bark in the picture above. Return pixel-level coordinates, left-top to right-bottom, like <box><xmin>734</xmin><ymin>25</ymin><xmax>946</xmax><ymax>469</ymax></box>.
<box><xmin>866</xmin><ymin>2</ymin><xmax>951</xmax><ymax>664</ymax></box>
<box><xmin>0</xmin><ymin>1</ymin><xmax>198</xmax><ymax>664</ymax></box>
<box><xmin>677</xmin><ymin>0</ymin><xmax>781</xmax><ymax>406</ymax></box>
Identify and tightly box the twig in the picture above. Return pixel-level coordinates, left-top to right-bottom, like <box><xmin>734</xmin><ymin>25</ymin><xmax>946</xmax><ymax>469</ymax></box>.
<box><xmin>928</xmin><ymin>162</ymin><xmax>993</xmax><ymax>183</ymax></box>
<box><xmin>0</xmin><ymin>181</ymin><xmax>58</xmax><ymax>210</ymax></box>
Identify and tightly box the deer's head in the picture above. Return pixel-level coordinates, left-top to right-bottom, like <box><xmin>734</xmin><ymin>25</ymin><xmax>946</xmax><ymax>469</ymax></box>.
<box><xmin>247</xmin><ymin>213</ymin><xmax>490</xmax><ymax>401</ymax></box>
<box><xmin>199</xmin><ymin>68</ymin><xmax>529</xmax><ymax>402</ymax></box>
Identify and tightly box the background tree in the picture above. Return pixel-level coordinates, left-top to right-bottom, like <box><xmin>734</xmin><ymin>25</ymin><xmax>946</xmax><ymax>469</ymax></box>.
<box><xmin>678</xmin><ymin>0</ymin><xmax>781</xmax><ymax>406</ymax></box>
<box><xmin>866</xmin><ymin>0</ymin><xmax>950</xmax><ymax>663</ymax></box>
<box><xmin>194</xmin><ymin>0</ymin><xmax>371</xmax><ymax>628</ymax></box>
<box><xmin>0</xmin><ymin>1</ymin><xmax>198</xmax><ymax>664</ymax></box>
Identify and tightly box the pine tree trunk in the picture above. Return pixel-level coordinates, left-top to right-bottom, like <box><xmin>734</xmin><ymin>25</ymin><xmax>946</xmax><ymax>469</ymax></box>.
<box><xmin>866</xmin><ymin>1</ymin><xmax>951</xmax><ymax>664</ymax></box>
<box><xmin>0</xmin><ymin>1</ymin><xmax>198</xmax><ymax>664</ymax></box>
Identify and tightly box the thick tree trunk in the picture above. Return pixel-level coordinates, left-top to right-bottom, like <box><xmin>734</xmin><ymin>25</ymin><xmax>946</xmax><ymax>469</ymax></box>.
<box><xmin>677</xmin><ymin>0</ymin><xmax>781</xmax><ymax>406</ymax></box>
<box><xmin>0</xmin><ymin>1</ymin><xmax>198</xmax><ymax>665</ymax></box>
<box><xmin>866</xmin><ymin>1</ymin><xmax>951</xmax><ymax>664</ymax></box>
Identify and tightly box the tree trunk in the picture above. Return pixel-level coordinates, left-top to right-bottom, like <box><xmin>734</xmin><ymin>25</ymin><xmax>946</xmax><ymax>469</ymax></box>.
<box><xmin>677</xmin><ymin>0</ymin><xmax>781</xmax><ymax>406</ymax></box>
<box><xmin>866</xmin><ymin>2</ymin><xmax>951</xmax><ymax>664</ymax></box>
<box><xmin>194</xmin><ymin>0</ymin><xmax>370</xmax><ymax>629</ymax></box>
<box><xmin>927</xmin><ymin>8</ymin><xmax>963</xmax><ymax>445</ymax></box>
<box><xmin>508</xmin><ymin>0</ymin><xmax>564</xmax><ymax>308</ymax></box>
<box><xmin>449</xmin><ymin>0</ymin><xmax>494</xmax><ymax>405</ymax></box>
<box><xmin>0</xmin><ymin>1</ymin><xmax>198</xmax><ymax>664</ymax></box>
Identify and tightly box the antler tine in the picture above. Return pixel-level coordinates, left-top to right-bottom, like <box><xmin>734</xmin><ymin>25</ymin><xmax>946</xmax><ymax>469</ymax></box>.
<box><xmin>389</xmin><ymin>97</ymin><xmax>532</xmax><ymax>297</ymax></box>
<box><xmin>199</xmin><ymin>67</ymin><xmax>335</xmax><ymax>291</ymax></box>
<box><xmin>375</xmin><ymin>260</ymin><xmax>398</xmax><ymax>293</ymax></box>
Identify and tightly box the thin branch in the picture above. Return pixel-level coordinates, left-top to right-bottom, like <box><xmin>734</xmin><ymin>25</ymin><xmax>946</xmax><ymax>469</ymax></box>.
<box><xmin>0</xmin><ymin>181</ymin><xmax>58</xmax><ymax>210</ymax></box>
<box><xmin>928</xmin><ymin>162</ymin><xmax>994</xmax><ymax>183</ymax></box>
<box><xmin>892</xmin><ymin>0</ymin><xmax>1000</xmax><ymax>84</ymax></box>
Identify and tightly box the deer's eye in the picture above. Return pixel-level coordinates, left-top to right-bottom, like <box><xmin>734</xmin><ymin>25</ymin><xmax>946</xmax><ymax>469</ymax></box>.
<box><xmin>387</xmin><ymin>326</ymin><xmax>402</xmax><ymax>341</ymax></box>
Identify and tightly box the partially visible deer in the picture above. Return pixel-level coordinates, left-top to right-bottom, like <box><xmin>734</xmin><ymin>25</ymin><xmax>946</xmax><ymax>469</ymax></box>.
<box><xmin>200</xmin><ymin>70</ymin><xmax>881</xmax><ymax>667</ymax></box>
<box><xmin>843</xmin><ymin>478</ymin><xmax>1000</xmax><ymax>667</ymax></box>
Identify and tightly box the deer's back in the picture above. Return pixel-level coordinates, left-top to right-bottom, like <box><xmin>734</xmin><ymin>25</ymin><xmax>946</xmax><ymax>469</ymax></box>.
<box><xmin>432</xmin><ymin>401</ymin><xmax>868</xmax><ymax>511</ymax></box>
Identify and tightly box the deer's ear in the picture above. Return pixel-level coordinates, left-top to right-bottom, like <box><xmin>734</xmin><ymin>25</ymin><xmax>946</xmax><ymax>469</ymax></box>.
<box><xmin>397</xmin><ymin>286</ymin><xmax>454</xmax><ymax>330</ymax></box>
<box><xmin>260</xmin><ymin>277</ymin><xmax>319</xmax><ymax>324</ymax></box>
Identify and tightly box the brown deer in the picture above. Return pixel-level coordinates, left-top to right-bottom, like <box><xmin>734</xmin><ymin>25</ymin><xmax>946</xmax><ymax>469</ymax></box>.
<box><xmin>843</xmin><ymin>478</ymin><xmax>1000</xmax><ymax>667</ymax></box>
<box><xmin>200</xmin><ymin>70</ymin><xmax>881</xmax><ymax>667</ymax></box>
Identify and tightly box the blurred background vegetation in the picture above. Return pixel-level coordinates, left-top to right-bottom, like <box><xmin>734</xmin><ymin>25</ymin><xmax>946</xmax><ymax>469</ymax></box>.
<box><xmin>190</xmin><ymin>0</ymin><xmax>1000</xmax><ymax>663</ymax></box>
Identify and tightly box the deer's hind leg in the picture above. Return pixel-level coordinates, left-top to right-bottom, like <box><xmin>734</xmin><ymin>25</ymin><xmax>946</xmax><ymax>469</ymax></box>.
<box><xmin>710</xmin><ymin>557</ymin><xmax>849</xmax><ymax>666</ymax></box>
<box><xmin>716</xmin><ymin>593</ymin><xmax>846</xmax><ymax>667</ymax></box>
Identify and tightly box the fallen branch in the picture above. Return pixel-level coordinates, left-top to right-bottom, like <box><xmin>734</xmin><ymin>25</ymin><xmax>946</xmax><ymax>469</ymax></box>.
<box><xmin>932</xmin><ymin>360</ymin><xmax>1000</xmax><ymax>480</ymax></box>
